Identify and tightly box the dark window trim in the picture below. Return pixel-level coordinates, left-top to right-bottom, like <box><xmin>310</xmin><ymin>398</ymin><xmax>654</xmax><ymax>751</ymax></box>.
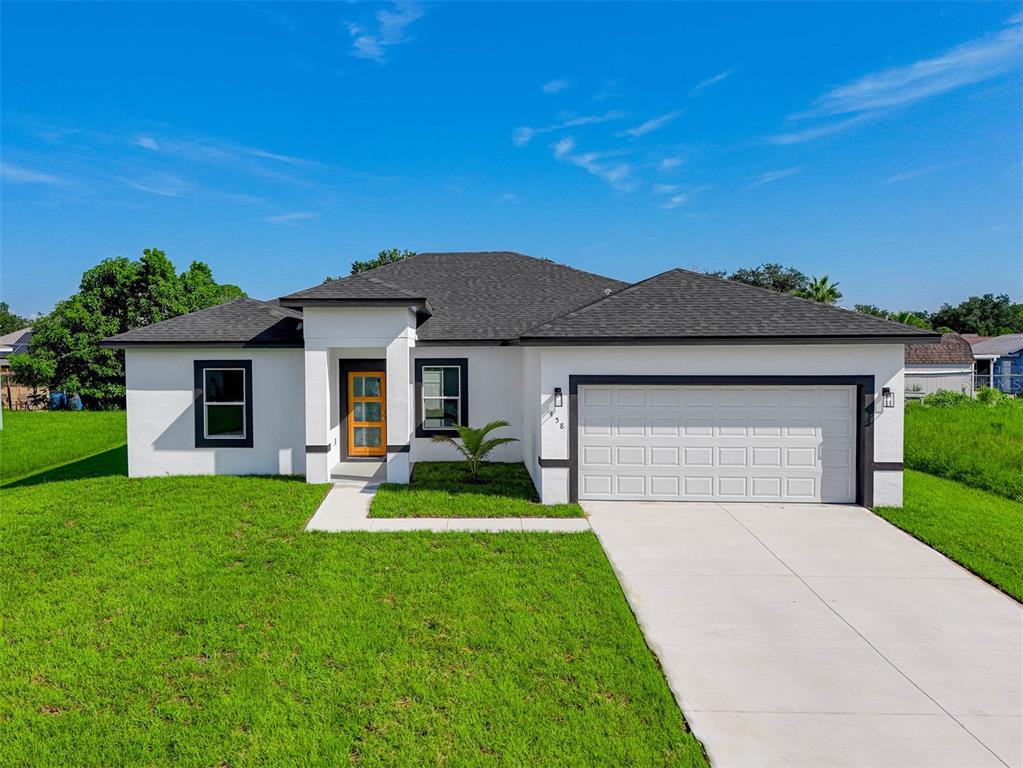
<box><xmin>566</xmin><ymin>375</ymin><xmax>877</xmax><ymax>507</ymax></box>
<box><xmin>414</xmin><ymin>358</ymin><xmax>469</xmax><ymax>438</ymax></box>
<box><xmin>338</xmin><ymin>359</ymin><xmax>386</xmax><ymax>461</ymax></box>
<box><xmin>193</xmin><ymin>359</ymin><xmax>254</xmax><ymax>448</ymax></box>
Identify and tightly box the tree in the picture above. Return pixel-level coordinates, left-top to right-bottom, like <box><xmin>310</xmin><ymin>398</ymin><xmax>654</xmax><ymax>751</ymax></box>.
<box><xmin>351</xmin><ymin>248</ymin><xmax>416</xmax><ymax>276</ymax></box>
<box><xmin>930</xmin><ymin>294</ymin><xmax>1023</xmax><ymax>336</ymax></box>
<box><xmin>728</xmin><ymin>263</ymin><xmax>809</xmax><ymax>294</ymax></box>
<box><xmin>795</xmin><ymin>275</ymin><xmax>842</xmax><ymax>305</ymax></box>
<box><xmin>430</xmin><ymin>420</ymin><xmax>519</xmax><ymax>483</ymax></box>
<box><xmin>17</xmin><ymin>248</ymin><xmax>245</xmax><ymax>407</ymax></box>
<box><xmin>889</xmin><ymin>310</ymin><xmax>932</xmax><ymax>330</ymax></box>
<box><xmin>0</xmin><ymin>302</ymin><xmax>30</xmax><ymax>336</ymax></box>
<box><xmin>853</xmin><ymin>304</ymin><xmax>888</xmax><ymax>318</ymax></box>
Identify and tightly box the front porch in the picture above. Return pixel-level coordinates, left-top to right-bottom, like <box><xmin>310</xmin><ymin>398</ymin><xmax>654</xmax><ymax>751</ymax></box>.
<box><xmin>299</xmin><ymin>304</ymin><xmax>418</xmax><ymax>485</ymax></box>
<box><xmin>330</xmin><ymin>459</ymin><xmax>386</xmax><ymax>485</ymax></box>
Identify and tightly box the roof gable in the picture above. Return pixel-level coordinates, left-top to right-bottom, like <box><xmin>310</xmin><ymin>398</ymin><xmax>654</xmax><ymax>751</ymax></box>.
<box><xmin>521</xmin><ymin>268</ymin><xmax>939</xmax><ymax>342</ymax></box>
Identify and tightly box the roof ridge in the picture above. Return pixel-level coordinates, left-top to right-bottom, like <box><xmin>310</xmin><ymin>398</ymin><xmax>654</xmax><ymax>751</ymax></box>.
<box><xmin>520</xmin><ymin>267</ymin><xmax>683</xmax><ymax>335</ymax></box>
<box><xmin>665</xmin><ymin>266</ymin><xmax>936</xmax><ymax>335</ymax></box>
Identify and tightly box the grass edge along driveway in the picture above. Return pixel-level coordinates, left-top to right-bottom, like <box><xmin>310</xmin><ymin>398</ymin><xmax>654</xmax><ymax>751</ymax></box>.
<box><xmin>1</xmin><ymin>472</ymin><xmax>706</xmax><ymax>767</ymax></box>
<box><xmin>876</xmin><ymin>470</ymin><xmax>1023</xmax><ymax>602</ymax></box>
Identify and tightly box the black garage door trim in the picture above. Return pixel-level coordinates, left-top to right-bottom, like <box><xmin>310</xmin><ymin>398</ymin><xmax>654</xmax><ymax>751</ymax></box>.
<box><xmin>568</xmin><ymin>375</ymin><xmax>877</xmax><ymax>507</ymax></box>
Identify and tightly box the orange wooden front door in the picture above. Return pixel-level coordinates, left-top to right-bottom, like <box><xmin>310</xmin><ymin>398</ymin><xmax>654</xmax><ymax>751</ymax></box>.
<box><xmin>347</xmin><ymin>371</ymin><xmax>386</xmax><ymax>457</ymax></box>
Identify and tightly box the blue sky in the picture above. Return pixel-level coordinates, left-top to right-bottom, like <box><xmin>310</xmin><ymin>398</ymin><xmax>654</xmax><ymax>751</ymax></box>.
<box><xmin>2</xmin><ymin>1</ymin><xmax>1021</xmax><ymax>316</ymax></box>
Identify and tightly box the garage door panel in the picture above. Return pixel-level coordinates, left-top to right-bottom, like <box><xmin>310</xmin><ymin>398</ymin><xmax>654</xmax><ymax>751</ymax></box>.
<box><xmin>578</xmin><ymin>384</ymin><xmax>856</xmax><ymax>503</ymax></box>
<box><xmin>649</xmin><ymin>446</ymin><xmax>680</xmax><ymax>466</ymax></box>
<box><xmin>717</xmin><ymin>446</ymin><xmax>747</xmax><ymax>466</ymax></box>
<box><xmin>786</xmin><ymin>447</ymin><xmax>818</xmax><ymax>467</ymax></box>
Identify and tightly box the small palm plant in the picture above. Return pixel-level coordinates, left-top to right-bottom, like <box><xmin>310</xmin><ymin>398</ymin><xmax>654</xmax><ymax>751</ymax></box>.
<box><xmin>431</xmin><ymin>419</ymin><xmax>519</xmax><ymax>483</ymax></box>
<box><xmin>796</xmin><ymin>275</ymin><xmax>842</xmax><ymax>305</ymax></box>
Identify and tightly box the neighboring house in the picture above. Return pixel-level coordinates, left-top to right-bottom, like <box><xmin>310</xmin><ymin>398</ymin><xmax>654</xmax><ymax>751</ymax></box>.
<box><xmin>904</xmin><ymin>333</ymin><xmax>975</xmax><ymax>397</ymax></box>
<box><xmin>0</xmin><ymin>340</ymin><xmax>10</xmax><ymax>428</ymax></box>
<box><xmin>0</xmin><ymin>326</ymin><xmax>42</xmax><ymax>410</ymax></box>
<box><xmin>102</xmin><ymin>251</ymin><xmax>938</xmax><ymax>507</ymax></box>
<box><xmin>967</xmin><ymin>334</ymin><xmax>1023</xmax><ymax>394</ymax></box>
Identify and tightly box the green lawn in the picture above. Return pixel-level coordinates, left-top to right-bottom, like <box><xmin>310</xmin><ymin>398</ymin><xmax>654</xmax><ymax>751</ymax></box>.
<box><xmin>877</xmin><ymin>470</ymin><xmax>1023</xmax><ymax>601</ymax></box>
<box><xmin>1</xmin><ymin>410</ymin><xmax>127</xmax><ymax>485</ymax></box>
<box><xmin>1</xmin><ymin>467</ymin><xmax>704</xmax><ymax>766</ymax></box>
<box><xmin>371</xmin><ymin>461</ymin><xmax>584</xmax><ymax>518</ymax></box>
<box><xmin>905</xmin><ymin>400</ymin><xmax>1023</xmax><ymax>502</ymax></box>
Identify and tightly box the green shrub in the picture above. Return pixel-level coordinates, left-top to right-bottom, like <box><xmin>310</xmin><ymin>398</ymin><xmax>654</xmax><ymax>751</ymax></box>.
<box><xmin>975</xmin><ymin>387</ymin><xmax>1015</xmax><ymax>406</ymax></box>
<box><xmin>920</xmin><ymin>389</ymin><xmax>972</xmax><ymax>407</ymax></box>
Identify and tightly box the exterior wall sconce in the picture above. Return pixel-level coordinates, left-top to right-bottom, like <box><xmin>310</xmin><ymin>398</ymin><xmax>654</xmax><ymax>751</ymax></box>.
<box><xmin>554</xmin><ymin>387</ymin><xmax>563</xmax><ymax>407</ymax></box>
<box><xmin>882</xmin><ymin>387</ymin><xmax>894</xmax><ymax>409</ymax></box>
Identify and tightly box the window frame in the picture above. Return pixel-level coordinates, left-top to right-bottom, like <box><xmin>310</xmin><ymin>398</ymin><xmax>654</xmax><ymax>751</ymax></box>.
<box><xmin>193</xmin><ymin>359</ymin><xmax>254</xmax><ymax>448</ymax></box>
<box><xmin>414</xmin><ymin>357</ymin><xmax>469</xmax><ymax>437</ymax></box>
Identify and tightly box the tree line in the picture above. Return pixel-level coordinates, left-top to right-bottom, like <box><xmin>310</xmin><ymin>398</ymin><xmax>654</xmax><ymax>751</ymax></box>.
<box><xmin>2</xmin><ymin>252</ymin><xmax>1019</xmax><ymax>409</ymax></box>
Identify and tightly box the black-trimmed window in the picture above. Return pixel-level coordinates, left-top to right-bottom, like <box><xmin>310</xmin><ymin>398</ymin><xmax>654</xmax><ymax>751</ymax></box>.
<box><xmin>415</xmin><ymin>358</ymin><xmax>468</xmax><ymax>437</ymax></box>
<box><xmin>194</xmin><ymin>360</ymin><xmax>254</xmax><ymax>448</ymax></box>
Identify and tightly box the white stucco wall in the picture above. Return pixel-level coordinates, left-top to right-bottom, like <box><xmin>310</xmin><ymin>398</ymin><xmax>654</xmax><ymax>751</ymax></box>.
<box><xmin>530</xmin><ymin>344</ymin><xmax>906</xmax><ymax>506</ymax></box>
<box><xmin>410</xmin><ymin>346</ymin><xmax>524</xmax><ymax>464</ymax></box>
<box><xmin>125</xmin><ymin>347</ymin><xmax>305</xmax><ymax>478</ymax></box>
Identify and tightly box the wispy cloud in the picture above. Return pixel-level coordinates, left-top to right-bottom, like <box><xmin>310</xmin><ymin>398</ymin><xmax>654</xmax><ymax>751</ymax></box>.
<box><xmin>652</xmin><ymin>183</ymin><xmax>692</xmax><ymax>209</ymax></box>
<box><xmin>347</xmin><ymin>0</ymin><xmax>425</xmax><ymax>63</ymax></box>
<box><xmin>768</xmin><ymin>114</ymin><xmax>873</xmax><ymax>146</ymax></box>
<box><xmin>617</xmin><ymin>110</ymin><xmax>680</xmax><ymax>138</ymax></box>
<box><xmin>690</xmin><ymin>68</ymin><xmax>734</xmax><ymax>96</ymax></box>
<box><xmin>122</xmin><ymin>172</ymin><xmax>189</xmax><ymax>197</ymax></box>
<box><xmin>770</xmin><ymin>14</ymin><xmax>1023</xmax><ymax>144</ymax></box>
<box><xmin>886</xmin><ymin>164</ymin><xmax>947</xmax><ymax>184</ymax></box>
<box><xmin>658</xmin><ymin>155</ymin><xmax>685</xmax><ymax>173</ymax></box>
<box><xmin>593</xmin><ymin>78</ymin><xmax>625</xmax><ymax>101</ymax></box>
<box><xmin>746</xmin><ymin>167</ymin><xmax>802</xmax><ymax>189</ymax></box>
<box><xmin>497</xmin><ymin>192</ymin><xmax>521</xmax><ymax>204</ymax></box>
<box><xmin>125</xmin><ymin>131</ymin><xmax>321</xmax><ymax>183</ymax></box>
<box><xmin>552</xmin><ymin>137</ymin><xmax>634</xmax><ymax>191</ymax></box>
<box><xmin>541</xmin><ymin>78</ymin><xmax>570</xmax><ymax>94</ymax></box>
<box><xmin>0</xmin><ymin>162</ymin><xmax>66</xmax><ymax>186</ymax></box>
<box><xmin>512</xmin><ymin>110</ymin><xmax>625</xmax><ymax>146</ymax></box>
<box><xmin>264</xmin><ymin>210</ymin><xmax>319</xmax><ymax>223</ymax></box>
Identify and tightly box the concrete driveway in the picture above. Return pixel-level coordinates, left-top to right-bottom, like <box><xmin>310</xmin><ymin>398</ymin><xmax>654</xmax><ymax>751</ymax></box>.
<box><xmin>587</xmin><ymin>502</ymin><xmax>1022</xmax><ymax>768</ymax></box>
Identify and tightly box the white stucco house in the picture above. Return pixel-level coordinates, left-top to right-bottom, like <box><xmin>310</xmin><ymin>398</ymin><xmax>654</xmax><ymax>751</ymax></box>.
<box><xmin>102</xmin><ymin>251</ymin><xmax>938</xmax><ymax>507</ymax></box>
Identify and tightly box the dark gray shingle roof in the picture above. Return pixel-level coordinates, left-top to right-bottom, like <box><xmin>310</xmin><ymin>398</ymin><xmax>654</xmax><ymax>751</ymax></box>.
<box><xmin>280</xmin><ymin>272</ymin><xmax>425</xmax><ymax>303</ymax></box>
<box><xmin>520</xmin><ymin>268</ymin><xmax>939</xmax><ymax>342</ymax></box>
<box><xmin>282</xmin><ymin>252</ymin><xmax>627</xmax><ymax>341</ymax></box>
<box><xmin>101</xmin><ymin>298</ymin><xmax>303</xmax><ymax>347</ymax></box>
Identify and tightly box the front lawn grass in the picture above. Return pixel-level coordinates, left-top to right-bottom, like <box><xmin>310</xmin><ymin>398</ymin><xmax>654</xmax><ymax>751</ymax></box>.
<box><xmin>1</xmin><ymin>410</ymin><xmax>127</xmax><ymax>485</ymax></box>
<box><xmin>1</xmin><ymin>472</ymin><xmax>704</xmax><ymax>767</ymax></box>
<box><xmin>371</xmin><ymin>461</ymin><xmax>584</xmax><ymax>518</ymax></box>
<box><xmin>876</xmin><ymin>470</ymin><xmax>1023</xmax><ymax>601</ymax></box>
<box><xmin>905</xmin><ymin>400</ymin><xmax>1023</xmax><ymax>501</ymax></box>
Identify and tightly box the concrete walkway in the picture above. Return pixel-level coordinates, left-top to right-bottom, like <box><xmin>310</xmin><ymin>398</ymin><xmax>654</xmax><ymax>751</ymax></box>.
<box><xmin>587</xmin><ymin>501</ymin><xmax>1023</xmax><ymax>768</ymax></box>
<box><xmin>304</xmin><ymin>472</ymin><xmax>590</xmax><ymax>533</ymax></box>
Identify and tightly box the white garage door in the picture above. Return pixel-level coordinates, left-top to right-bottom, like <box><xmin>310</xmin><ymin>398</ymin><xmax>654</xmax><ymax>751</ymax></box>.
<box><xmin>577</xmin><ymin>385</ymin><xmax>856</xmax><ymax>503</ymax></box>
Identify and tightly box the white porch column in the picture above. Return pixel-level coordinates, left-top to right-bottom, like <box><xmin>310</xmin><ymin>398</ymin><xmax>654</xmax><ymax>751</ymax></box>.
<box><xmin>385</xmin><ymin>330</ymin><xmax>414</xmax><ymax>483</ymax></box>
<box><xmin>304</xmin><ymin>347</ymin><xmax>331</xmax><ymax>483</ymax></box>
